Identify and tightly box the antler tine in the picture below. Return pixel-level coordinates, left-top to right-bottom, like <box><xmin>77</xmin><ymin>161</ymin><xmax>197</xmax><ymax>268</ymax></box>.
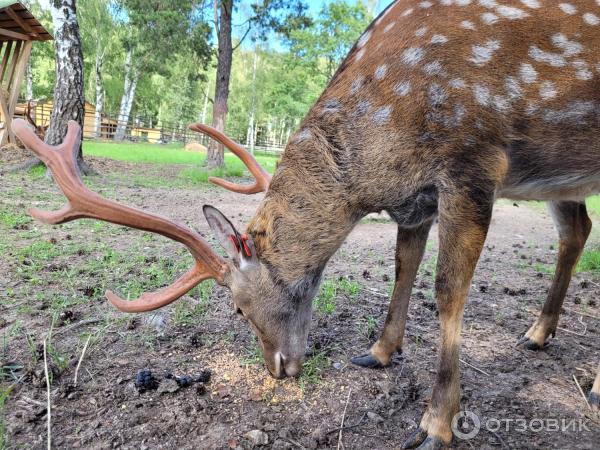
<box><xmin>12</xmin><ymin>118</ymin><xmax>228</xmax><ymax>313</ymax></box>
<box><xmin>189</xmin><ymin>123</ymin><xmax>272</xmax><ymax>194</ymax></box>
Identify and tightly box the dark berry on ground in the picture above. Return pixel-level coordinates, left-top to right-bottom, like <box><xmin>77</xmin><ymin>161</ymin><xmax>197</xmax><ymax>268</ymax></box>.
<box><xmin>134</xmin><ymin>369</ymin><xmax>159</xmax><ymax>392</ymax></box>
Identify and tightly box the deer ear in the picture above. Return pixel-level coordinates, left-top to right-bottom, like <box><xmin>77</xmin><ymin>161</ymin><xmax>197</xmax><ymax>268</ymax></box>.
<box><xmin>203</xmin><ymin>205</ymin><xmax>251</xmax><ymax>262</ymax></box>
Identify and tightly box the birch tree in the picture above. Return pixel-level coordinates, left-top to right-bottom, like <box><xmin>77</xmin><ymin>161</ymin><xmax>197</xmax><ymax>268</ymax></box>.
<box><xmin>45</xmin><ymin>0</ymin><xmax>91</xmax><ymax>173</ymax></box>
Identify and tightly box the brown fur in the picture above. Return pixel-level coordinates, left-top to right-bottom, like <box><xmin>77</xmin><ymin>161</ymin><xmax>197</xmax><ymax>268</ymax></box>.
<box><xmin>221</xmin><ymin>1</ymin><xmax>600</xmax><ymax>445</ymax></box>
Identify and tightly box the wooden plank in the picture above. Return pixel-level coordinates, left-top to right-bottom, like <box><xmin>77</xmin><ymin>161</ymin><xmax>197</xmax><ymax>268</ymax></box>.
<box><xmin>5</xmin><ymin>7</ymin><xmax>38</xmax><ymax>37</ymax></box>
<box><xmin>0</xmin><ymin>27</ymin><xmax>29</xmax><ymax>40</ymax></box>
<box><xmin>0</xmin><ymin>88</ymin><xmax>12</xmax><ymax>145</ymax></box>
<box><xmin>0</xmin><ymin>40</ymin><xmax>12</xmax><ymax>83</ymax></box>
<box><xmin>5</xmin><ymin>40</ymin><xmax>30</xmax><ymax>144</ymax></box>
<box><xmin>6</xmin><ymin>39</ymin><xmax>21</xmax><ymax>89</ymax></box>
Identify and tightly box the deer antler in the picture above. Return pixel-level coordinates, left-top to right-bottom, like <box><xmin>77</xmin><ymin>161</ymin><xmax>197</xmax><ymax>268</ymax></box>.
<box><xmin>189</xmin><ymin>123</ymin><xmax>272</xmax><ymax>194</ymax></box>
<box><xmin>12</xmin><ymin>119</ymin><xmax>228</xmax><ymax>313</ymax></box>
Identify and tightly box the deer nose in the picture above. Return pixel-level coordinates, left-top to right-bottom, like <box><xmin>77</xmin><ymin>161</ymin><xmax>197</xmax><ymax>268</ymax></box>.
<box><xmin>269</xmin><ymin>353</ymin><xmax>302</xmax><ymax>378</ymax></box>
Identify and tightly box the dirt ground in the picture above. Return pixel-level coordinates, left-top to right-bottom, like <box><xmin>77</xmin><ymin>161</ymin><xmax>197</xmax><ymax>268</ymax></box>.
<box><xmin>1</xmin><ymin>157</ymin><xmax>599</xmax><ymax>449</ymax></box>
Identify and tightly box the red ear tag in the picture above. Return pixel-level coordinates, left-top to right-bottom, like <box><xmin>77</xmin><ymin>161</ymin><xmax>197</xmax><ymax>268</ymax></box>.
<box><xmin>228</xmin><ymin>234</ymin><xmax>240</xmax><ymax>253</ymax></box>
<box><xmin>241</xmin><ymin>234</ymin><xmax>252</xmax><ymax>257</ymax></box>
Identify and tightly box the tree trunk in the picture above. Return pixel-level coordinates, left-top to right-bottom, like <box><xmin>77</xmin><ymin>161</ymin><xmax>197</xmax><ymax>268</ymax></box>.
<box><xmin>46</xmin><ymin>0</ymin><xmax>91</xmax><ymax>174</ymax></box>
<box><xmin>114</xmin><ymin>50</ymin><xmax>138</xmax><ymax>141</ymax></box>
<box><xmin>247</xmin><ymin>46</ymin><xmax>258</xmax><ymax>154</ymax></box>
<box><xmin>206</xmin><ymin>0</ymin><xmax>232</xmax><ymax>168</ymax></box>
<box><xmin>94</xmin><ymin>50</ymin><xmax>104</xmax><ymax>138</ymax></box>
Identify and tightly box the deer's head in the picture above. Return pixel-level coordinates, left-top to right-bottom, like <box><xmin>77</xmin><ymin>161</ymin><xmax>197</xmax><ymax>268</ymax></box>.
<box><xmin>13</xmin><ymin>120</ymin><xmax>315</xmax><ymax>378</ymax></box>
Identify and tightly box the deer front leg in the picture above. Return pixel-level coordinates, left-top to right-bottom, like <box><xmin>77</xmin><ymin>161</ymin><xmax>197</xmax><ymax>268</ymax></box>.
<box><xmin>403</xmin><ymin>192</ymin><xmax>492</xmax><ymax>450</ymax></box>
<box><xmin>590</xmin><ymin>364</ymin><xmax>600</xmax><ymax>411</ymax></box>
<box><xmin>518</xmin><ymin>201</ymin><xmax>592</xmax><ymax>350</ymax></box>
<box><xmin>352</xmin><ymin>220</ymin><xmax>433</xmax><ymax>368</ymax></box>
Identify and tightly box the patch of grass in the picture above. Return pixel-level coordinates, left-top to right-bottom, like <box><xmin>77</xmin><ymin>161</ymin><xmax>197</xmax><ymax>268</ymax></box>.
<box><xmin>577</xmin><ymin>249</ymin><xmax>600</xmax><ymax>273</ymax></box>
<box><xmin>314</xmin><ymin>280</ymin><xmax>337</xmax><ymax>314</ymax></box>
<box><xmin>586</xmin><ymin>196</ymin><xmax>600</xmax><ymax>217</ymax></box>
<box><xmin>241</xmin><ymin>338</ymin><xmax>263</xmax><ymax>367</ymax></box>
<box><xmin>28</xmin><ymin>164</ymin><xmax>46</xmax><ymax>178</ymax></box>
<box><xmin>533</xmin><ymin>262</ymin><xmax>555</xmax><ymax>275</ymax></box>
<box><xmin>172</xmin><ymin>280</ymin><xmax>214</xmax><ymax>326</ymax></box>
<box><xmin>179</xmin><ymin>166</ymin><xmax>243</xmax><ymax>184</ymax></box>
<box><xmin>0</xmin><ymin>210</ymin><xmax>31</xmax><ymax>229</ymax></box>
<box><xmin>359</xmin><ymin>315</ymin><xmax>378</xmax><ymax>340</ymax></box>
<box><xmin>299</xmin><ymin>351</ymin><xmax>329</xmax><ymax>388</ymax></box>
<box><xmin>0</xmin><ymin>383</ymin><xmax>14</xmax><ymax>449</ymax></box>
<box><xmin>338</xmin><ymin>277</ymin><xmax>361</xmax><ymax>298</ymax></box>
<box><xmin>83</xmin><ymin>140</ymin><xmax>279</xmax><ymax>174</ymax></box>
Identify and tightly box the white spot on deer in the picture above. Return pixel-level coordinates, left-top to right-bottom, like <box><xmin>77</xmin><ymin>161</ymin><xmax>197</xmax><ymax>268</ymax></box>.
<box><xmin>496</xmin><ymin>6</ymin><xmax>529</xmax><ymax>19</ymax></box>
<box><xmin>449</xmin><ymin>78</ymin><xmax>467</xmax><ymax>89</ymax></box>
<box><xmin>481</xmin><ymin>13</ymin><xmax>499</xmax><ymax>24</ymax></box>
<box><xmin>428</xmin><ymin>83</ymin><xmax>448</xmax><ymax>107</ymax></box>
<box><xmin>351</xmin><ymin>76</ymin><xmax>364</xmax><ymax>94</ymax></box>
<box><xmin>402</xmin><ymin>47</ymin><xmax>426</xmax><ymax>66</ymax></box>
<box><xmin>583</xmin><ymin>13</ymin><xmax>600</xmax><ymax>26</ymax></box>
<box><xmin>525</xmin><ymin>103</ymin><xmax>539</xmax><ymax>116</ymax></box>
<box><xmin>419</xmin><ymin>1</ymin><xmax>433</xmax><ymax>8</ymax></box>
<box><xmin>375</xmin><ymin>65</ymin><xmax>388</xmax><ymax>80</ymax></box>
<box><xmin>469</xmin><ymin>40</ymin><xmax>501</xmax><ymax>66</ymax></box>
<box><xmin>559</xmin><ymin>3</ymin><xmax>577</xmax><ymax>14</ymax></box>
<box><xmin>529</xmin><ymin>46</ymin><xmax>567</xmax><ymax>67</ymax></box>
<box><xmin>597</xmin><ymin>62</ymin><xmax>600</xmax><ymax>73</ymax></box>
<box><xmin>520</xmin><ymin>63</ymin><xmax>538</xmax><ymax>83</ymax></box>
<box><xmin>394</xmin><ymin>81</ymin><xmax>411</xmax><ymax>96</ymax></box>
<box><xmin>520</xmin><ymin>0</ymin><xmax>540</xmax><ymax>8</ymax></box>
<box><xmin>384</xmin><ymin>22</ymin><xmax>396</xmax><ymax>33</ymax></box>
<box><xmin>357</xmin><ymin>30</ymin><xmax>372</xmax><ymax>48</ymax></box>
<box><xmin>539</xmin><ymin>81</ymin><xmax>558</xmax><ymax>100</ymax></box>
<box><xmin>543</xmin><ymin>100</ymin><xmax>596</xmax><ymax>124</ymax></box>
<box><xmin>440</xmin><ymin>0</ymin><xmax>453</xmax><ymax>5</ymax></box>
<box><xmin>431</xmin><ymin>34</ymin><xmax>449</xmax><ymax>44</ymax></box>
<box><xmin>552</xmin><ymin>33</ymin><xmax>583</xmax><ymax>57</ymax></box>
<box><xmin>456</xmin><ymin>0</ymin><xmax>472</xmax><ymax>5</ymax></box>
<box><xmin>372</xmin><ymin>106</ymin><xmax>392</xmax><ymax>124</ymax></box>
<box><xmin>473</xmin><ymin>84</ymin><xmax>491</xmax><ymax>106</ymax></box>
<box><xmin>572</xmin><ymin>60</ymin><xmax>593</xmax><ymax>80</ymax></box>
<box><xmin>461</xmin><ymin>20</ymin><xmax>476</xmax><ymax>30</ymax></box>
<box><xmin>402</xmin><ymin>8</ymin><xmax>414</xmax><ymax>16</ymax></box>
<box><xmin>493</xmin><ymin>95</ymin><xmax>511</xmax><ymax>112</ymax></box>
<box><xmin>423</xmin><ymin>61</ymin><xmax>446</xmax><ymax>76</ymax></box>
<box><xmin>505</xmin><ymin>76</ymin><xmax>523</xmax><ymax>100</ymax></box>
<box><xmin>323</xmin><ymin>99</ymin><xmax>341</xmax><ymax>112</ymax></box>
<box><xmin>479</xmin><ymin>0</ymin><xmax>497</xmax><ymax>8</ymax></box>
<box><xmin>355</xmin><ymin>100</ymin><xmax>371</xmax><ymax>116</ymax></box>
<box><xmin>294</xmin><ymin>129</ymin><xmax>311</xmax><ymax>143</ymax></box>
<box><xmin>355</xmin><ymin>48</ymin><xmax>366</xmax><ymax>61</ymax></box>
<box><xmin>415</xmin><ymin>26</ymin><xmax>428</xmax><ymax>37</ymax></box>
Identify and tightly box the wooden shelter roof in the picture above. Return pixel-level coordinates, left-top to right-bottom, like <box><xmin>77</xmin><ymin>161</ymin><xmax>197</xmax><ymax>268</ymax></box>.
<box><xmin>0</xmin><ymin>2</ymin><xmax>52</xmax><ymax>42</ymax></box>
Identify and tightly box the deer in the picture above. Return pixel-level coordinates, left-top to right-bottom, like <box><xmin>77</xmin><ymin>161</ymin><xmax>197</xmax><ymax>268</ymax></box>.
<box><xmin>13</xmin><ymin>0</ymin><xmax>600</xmax><ymax>448</ymax></box>
<box><xmin>25</xmin><ymin>100</ymin><xmax>49</xmax><ymax>141</ymax></box>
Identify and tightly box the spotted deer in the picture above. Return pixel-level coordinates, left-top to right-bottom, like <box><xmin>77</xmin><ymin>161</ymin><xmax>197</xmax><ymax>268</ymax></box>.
<box><xmin>14</xmin><ymin>0</ymin><xmax>600</xmax><ymax>448</ymax></box>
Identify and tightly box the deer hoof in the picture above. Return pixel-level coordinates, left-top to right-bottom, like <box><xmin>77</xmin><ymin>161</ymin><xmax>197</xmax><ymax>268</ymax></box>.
<box><xmin>516</xmin><ymin>335</ymin><xmax>548</xmax><ymax>351</ymax></box>
<box><xmin>401</xmin><ymin>428</ymin><xmax>428</xmax><ymax>449</ymax></box>
<box><xmin>589</xmin><ymin>392</ymin><xmax>599</xmax><ymax>412</ymax></box>
<box><xmin>350</xmin><ymin>353</ymin><xmax>385</xmax><ymax>368</ymax></box>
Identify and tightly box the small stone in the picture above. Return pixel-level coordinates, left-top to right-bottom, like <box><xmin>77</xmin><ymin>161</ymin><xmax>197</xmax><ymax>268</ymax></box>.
<box><xmin>157</xmin><ymin>378</ymin><xmax>179</xmax><ymax>395</ymax></box>
<box><xmin>244</xmin><ymin>429</ymin><xmax>269</xmax><ymax>446</ymax></box>
<box><xmin>332</xmin><ymin>362</ymin><xmax>342</xmax><ymax>370</ymax></box>
<box><xmin>367</xmin><ymin>411</ymin><xmax>384</xmax><ymax>423</ymax></box>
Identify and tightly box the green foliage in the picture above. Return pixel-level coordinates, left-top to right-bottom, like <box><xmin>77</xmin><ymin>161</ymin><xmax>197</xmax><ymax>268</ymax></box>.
<box><xmin>0</xmin><ymin>383</ymin><xmax>13</xmax><ymax>449</ymax></box>
<box><xmin>577</xmin><ymin>249</ymin><xmax>600</xmax><ymax>273</ymax></box>
<box><xmin>586</xmin><ymin>196</ymin><xmax>600</xmax><ymax>217</ymax></box>
<box><xmin>287</xmin><ymin>0</ymin><xmax>372</xmax><ymax>80</ymax></box>
<box><xmin>299</xmin><ymin>350</ymin><xmax>329</xmax><ymax>387</ymax></box>
<box><xmin>314</xmin><ymin>280</ymin><xmax>337</xmax><ymax>314</ymax></box>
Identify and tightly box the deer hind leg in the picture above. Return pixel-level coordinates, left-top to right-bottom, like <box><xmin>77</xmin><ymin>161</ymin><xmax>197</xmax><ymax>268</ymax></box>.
<box><xmin>590</xmin><ymin>364</ymin><xmax>600</xmax><ymax>411</ymax></box>
<box><xmin>518</xmin><ymin>201</ymin><xmax>592</xmax><ymax>350</ymax></box>
<box><xmin>403</xmin><ymin>190</ymin><xmax>493</xmax><ymax>449</ymax></box>
<box><xmin>351</xmin><ymin>220</ymin><xmax>433</xmax><ymax>368</ymax></box>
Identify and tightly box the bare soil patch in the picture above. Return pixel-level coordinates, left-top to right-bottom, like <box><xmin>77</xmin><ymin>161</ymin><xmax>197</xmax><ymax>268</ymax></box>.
<box><xmin>1</xmin><ymin>163</ymin><xmax>599</xmax><ymax>449</ymax></box>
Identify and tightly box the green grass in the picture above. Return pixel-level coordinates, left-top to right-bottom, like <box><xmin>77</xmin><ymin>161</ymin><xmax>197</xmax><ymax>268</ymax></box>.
<box><xmin>83</xmin><ymin>140</ymin><xmax>279</xmax><ymax>174</ymax></box>
<box><xmin>0</xmin><ymin>384</ymin><xmax>13</xmax><ymax>449</ymax></box>
<box><xmin>314</xmin><ymin>280</ymin><xmax>337</xmax><ymax>314</ymax></box>
<box><xmin>299</xmin><ymin>351</ymin><xmax>329</xmax><ymax>388</ymax></box>
<box><xmin>577</xmin><ymin>249</ymin><xmax>600</xmax><ymax>273</ymax></box>
<box><xmin>586</xmin><ymin>196</ymin><xmax>600</xmax><ymax>217</ymax></box>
